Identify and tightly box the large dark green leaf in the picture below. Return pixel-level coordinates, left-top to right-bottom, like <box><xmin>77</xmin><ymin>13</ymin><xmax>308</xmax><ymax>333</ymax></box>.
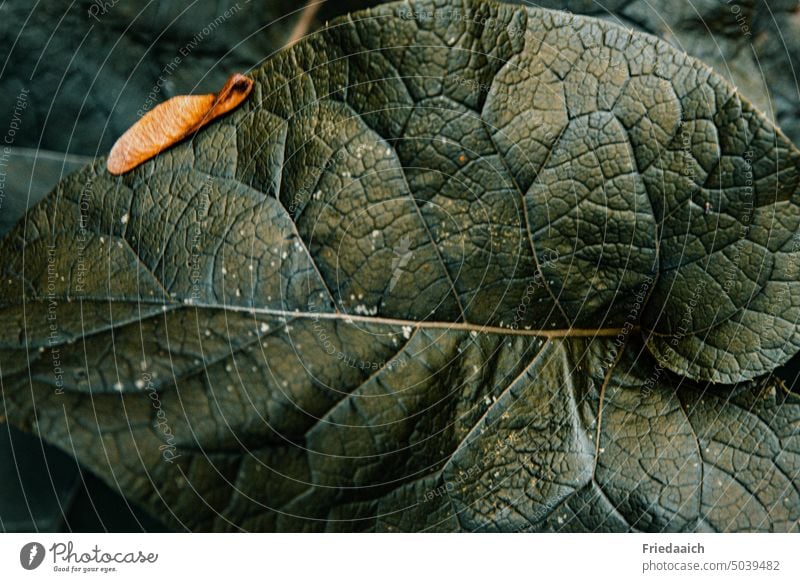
<box><xmin>1</xmin><ymin>0</ymin><xmax>799</xmax><ymax>531</ymax></box>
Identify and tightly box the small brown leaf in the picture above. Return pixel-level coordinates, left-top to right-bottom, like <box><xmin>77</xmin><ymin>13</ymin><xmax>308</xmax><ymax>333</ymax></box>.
<box><xmin>107</xmin><ymin>73</ymin><xmax>254</xmax><ymax>175</ymax></box>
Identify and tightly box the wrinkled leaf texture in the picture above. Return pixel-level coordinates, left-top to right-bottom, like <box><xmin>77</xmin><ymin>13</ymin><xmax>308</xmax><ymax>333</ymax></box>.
<box><xmin>1</xmin><ymin>0</ymin><xmax>800</xmax><ymax>531</ymax></box>
<box><xmin>334</xmin><ymin>0</ymin><xmax>800</xmax><ymax>146</ymax></box>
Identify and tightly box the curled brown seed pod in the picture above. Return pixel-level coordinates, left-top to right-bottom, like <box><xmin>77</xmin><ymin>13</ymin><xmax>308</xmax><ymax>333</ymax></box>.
<box><xmin>107</xmin><ymin>73</ymin><xmax>254</xmax><ymax>175</ymax></box>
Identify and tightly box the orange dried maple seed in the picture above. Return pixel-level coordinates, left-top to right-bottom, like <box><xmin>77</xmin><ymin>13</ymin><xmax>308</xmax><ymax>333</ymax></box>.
<box><xmin>106</xmin><ymin>73</ymin><xmax>254</xmax><ymax>175</ymax></box>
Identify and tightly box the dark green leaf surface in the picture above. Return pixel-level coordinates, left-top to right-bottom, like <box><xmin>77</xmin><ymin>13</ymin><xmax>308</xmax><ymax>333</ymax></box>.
<box><xmin>331</xmin><ymin>0</ymin><xmax>800</xmax><ymax>146</ymax></box>
<box><xmin>1</xmin><ymin>0</ymin><xmax>799</xmax><ymax>531</ymax></box>
<box><xmin>521</xmin><ymin>0</ymin><xmax>800</xmax><ymax>147</ymax></box>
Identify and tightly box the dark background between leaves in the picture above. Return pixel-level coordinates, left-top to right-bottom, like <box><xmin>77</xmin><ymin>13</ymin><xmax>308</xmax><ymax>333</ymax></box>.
<box><xmin>0</xmin><ymin>0</ymin><xmax>798</xmax><ymax>532</ymax></box>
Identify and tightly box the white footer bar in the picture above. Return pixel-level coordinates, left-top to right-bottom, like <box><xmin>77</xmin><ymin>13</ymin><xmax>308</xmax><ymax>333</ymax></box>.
<box><xmin>1</xmin><ymin>533</ymin><xmax>796</xmax><ymax>581</ymax></box>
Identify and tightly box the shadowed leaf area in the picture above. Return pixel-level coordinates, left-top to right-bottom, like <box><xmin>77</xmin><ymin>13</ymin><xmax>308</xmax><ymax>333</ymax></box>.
<box><xmin>1</xmin><ymin>0</ymin><xmax>799</xmax><ymax>531</ymax></box>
